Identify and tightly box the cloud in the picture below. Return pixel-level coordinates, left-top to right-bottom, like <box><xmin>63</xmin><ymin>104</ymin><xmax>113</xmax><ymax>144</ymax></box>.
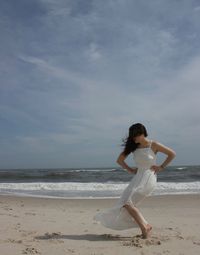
<box><xmin>0</xmin><ymin>0</ymin><xmax>200</xmax><ymax>168</ymax></box>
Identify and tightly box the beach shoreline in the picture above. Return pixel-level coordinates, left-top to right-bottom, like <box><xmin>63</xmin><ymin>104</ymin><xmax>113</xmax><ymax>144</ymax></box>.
<box><xmin>0</xmin><ymin>193</ymin><xmax>200</xmax><ymax>254</ymax></box>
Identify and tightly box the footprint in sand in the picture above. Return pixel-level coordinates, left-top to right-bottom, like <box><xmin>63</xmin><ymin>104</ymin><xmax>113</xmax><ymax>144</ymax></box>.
<box><xmin>25</xmin><ymin>212</ymin><xmax>36</xmax><ymax>216</ymax></box>
<box><xmin>34</xmin><ymin>232</ymin><xmax>64</xmax><ymax>243</ymax></box>
<box><xmin>43</xmin><ymin>232</ymin><xmax>62</xmax><ymax>239</ymax></box>
<box><xmin>19</xmin><ymin>230</ymin><xmax>37</xmax><ymax>237</ymax></box>
<box><xmin>3</xmin><ymin>206</ymin><xmax>13</xmax><ymax>211</ymax></box>
<box><xmin>122</xmin><ymin>234</ymin><xmax>169</xmax><ymax>248</ymax></box>
<box><xmin>193</xmin><ymin>241</ymin><xmax>200</xmax><ymax>245</ymax></box>
<box><xmin>22</xmin><ymin>247</ymin><xmax>41</xmax><ymax>254</ymax></box>
<box><xmin>65</xmin><ymin>248</ymin><xmax>75</xmax><ymax>253</ymax></box>
<box><xmin>5</xmin><ymin>238</ymin><xmax>23</xmax><ymax>244</ymax></box>
<box><xmin>164</xmin><ymin>227</ymin><xmax>184</xmax><ymax>240</ymax></box>
<box><xmin>5</xmin><ymin>213</ymin><xmax>19</xmax><ymax>218</ymax></box>
<box><xmin>14</xmin><ymin>223</ymin><xmax>21</xmax><ymax>230</ymax></box>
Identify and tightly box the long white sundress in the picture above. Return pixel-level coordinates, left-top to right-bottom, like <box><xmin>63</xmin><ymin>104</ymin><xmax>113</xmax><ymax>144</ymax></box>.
<box><xmin>93</xmin><ymin>139</ymin><xmax>157</xmax><ymax>230</ymax></box>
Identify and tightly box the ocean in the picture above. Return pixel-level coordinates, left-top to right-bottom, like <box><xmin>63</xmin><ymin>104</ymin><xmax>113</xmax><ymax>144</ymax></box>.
<box><xmin>0</xmin><ymin>165</ymin><xmax>200</xmax><ymax>199</ymax></box>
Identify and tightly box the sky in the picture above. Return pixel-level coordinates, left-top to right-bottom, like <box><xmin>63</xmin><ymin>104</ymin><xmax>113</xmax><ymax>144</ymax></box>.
<box><xmin>0</xmin><ymin>0</ymin><xmax>200</xmax><ymax>169</ymax></box>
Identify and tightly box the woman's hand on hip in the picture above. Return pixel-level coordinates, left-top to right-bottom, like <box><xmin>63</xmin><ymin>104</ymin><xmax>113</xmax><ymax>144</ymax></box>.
<box><xmin>128</xmin><ymin>167</ymin><xmax>138</xmax><ymax>174</ymax></box>
<box><xmin>150</xmin><ymin>165</ymin><xmax>162</xmax><ymax>174</ymax></box>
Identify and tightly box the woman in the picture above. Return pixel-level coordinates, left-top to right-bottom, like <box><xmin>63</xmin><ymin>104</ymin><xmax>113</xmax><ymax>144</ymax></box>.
<box><xmin>94</xmin><ymin>123</ymin><xmax>176</xmax><ymax>239</ymax></box>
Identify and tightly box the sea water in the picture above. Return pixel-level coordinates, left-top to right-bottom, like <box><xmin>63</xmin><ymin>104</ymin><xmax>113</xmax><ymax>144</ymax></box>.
<box><xmin>0</xmin><ymin>165</ymin><xmax>199</xmax><ymax>199</ymax></box>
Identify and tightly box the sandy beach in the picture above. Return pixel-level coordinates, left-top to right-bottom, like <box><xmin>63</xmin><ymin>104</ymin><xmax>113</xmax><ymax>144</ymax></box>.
<box><xmin>0</xmin><ymin>194</ymin><xmax>200</xmax><ymax>255</ymax></box>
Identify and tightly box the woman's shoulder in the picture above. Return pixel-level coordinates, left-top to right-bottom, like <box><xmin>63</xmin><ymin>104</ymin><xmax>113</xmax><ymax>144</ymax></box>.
<box><xmin>151</xmin><ymin>140</ymin><xmax>176</xmax><ymax>156</ymax></box>
<box><xmin>151</xmin><ymin>139</ymin><xmax>160</xmax><ymax>145</ymax></box>
<box><xmin>151</xmin><ymin>139</ymin><xmax>164</xmax><ymax>148</ymax></box>
<box><xmin>152</xmin><ymin>140</ymin><xmax>167</xmax><ymax>147</ymax></box>
<box><xmin>151</xmin><ymin>140</ymin><xmax>159</xmax><ymax>153</ymax></box>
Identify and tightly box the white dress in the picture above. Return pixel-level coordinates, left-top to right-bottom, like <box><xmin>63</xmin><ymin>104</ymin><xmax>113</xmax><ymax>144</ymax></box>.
<box><xmin>93</xmin><ymin>140</ymin><xmax>157</xmax><ymax>230</ymax></box>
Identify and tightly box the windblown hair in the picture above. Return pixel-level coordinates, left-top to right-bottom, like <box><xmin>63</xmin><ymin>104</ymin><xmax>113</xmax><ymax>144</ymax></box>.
<box><xmin>121</xmin><ymin>123</ymin><xmax>148</xmax><ymax>156</ymax></box>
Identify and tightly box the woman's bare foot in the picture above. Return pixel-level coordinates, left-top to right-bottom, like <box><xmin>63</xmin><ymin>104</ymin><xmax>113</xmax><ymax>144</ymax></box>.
<box><xmin>142</xmin><ymin>224</ymin><xmax>153</xmax><ymax>239</ymax></box>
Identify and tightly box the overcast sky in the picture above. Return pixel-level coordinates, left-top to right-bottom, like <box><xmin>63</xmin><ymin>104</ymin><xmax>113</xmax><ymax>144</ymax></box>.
<box><xmin>0</xmin><ymin>0</ymin><xmax>200</xmax><ymax>169</ymax></box>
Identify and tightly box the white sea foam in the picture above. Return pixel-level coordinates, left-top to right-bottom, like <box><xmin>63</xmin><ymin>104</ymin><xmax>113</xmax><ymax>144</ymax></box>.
<box><xmin>0</xmin><ymin>181</ymin><xmax>200</xmax><ymax>197</ymax></box>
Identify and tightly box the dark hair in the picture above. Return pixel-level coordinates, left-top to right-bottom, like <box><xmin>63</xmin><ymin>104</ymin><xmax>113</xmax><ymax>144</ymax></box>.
<box><xmin>121</xmin><ymin>123</ymin><xmax>148</xmax><ymax>156</ymax></box>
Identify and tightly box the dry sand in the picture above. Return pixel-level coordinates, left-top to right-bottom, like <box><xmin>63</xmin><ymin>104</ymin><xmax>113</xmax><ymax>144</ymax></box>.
<box><xmin>0</xmin><ymin>194</ymin><xmax>200</xmax><ymax>255</ymax></box>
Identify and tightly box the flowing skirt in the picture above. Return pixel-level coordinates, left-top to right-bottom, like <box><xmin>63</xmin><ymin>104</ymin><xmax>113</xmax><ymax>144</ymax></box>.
<box><xmin>93</xmin><ymin>169</ymin><xmax>157</xmax><ymax>230</ymax></box>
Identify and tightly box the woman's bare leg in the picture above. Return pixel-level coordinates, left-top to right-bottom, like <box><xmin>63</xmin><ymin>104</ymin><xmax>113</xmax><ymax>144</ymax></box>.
<box><xmin>123</xmin><ymin>204</ymin><xmax>152</xmax><ymax>238</ymax></box>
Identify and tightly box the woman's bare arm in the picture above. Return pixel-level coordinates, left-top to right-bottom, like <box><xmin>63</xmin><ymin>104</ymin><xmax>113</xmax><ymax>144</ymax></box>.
<box><xmin>153</xmin><ymin>141</ymin><xmax>176</xmax><ymax>171</ymax></box>
<box><xmin>116</xmin><ymin>152</ymin><xmax>137</xmax><ymax>174</ymax></box>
